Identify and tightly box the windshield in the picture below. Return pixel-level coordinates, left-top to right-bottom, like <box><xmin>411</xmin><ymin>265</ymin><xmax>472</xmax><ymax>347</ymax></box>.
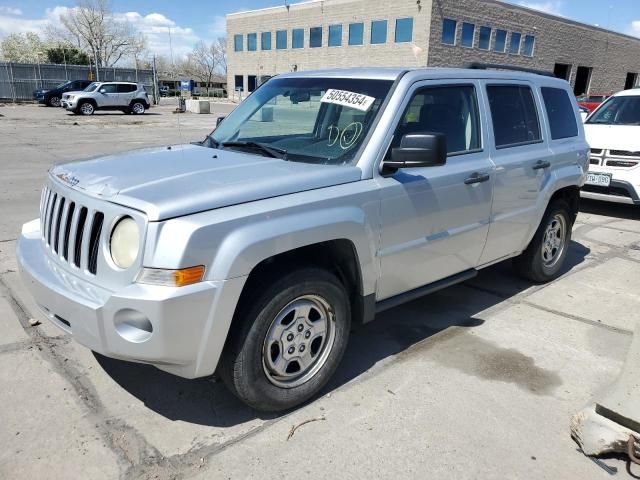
<box><xmin>55</xmin><ymin>81</ymin><xmax>72</xmax><ymax>89</ymax></box>
<box><xmin>209</xmin><ymin>77</ymin><xmax>393</xmax><ymax>165</ymax></box>
<box><xmin>586</xmin><ymin>95</ymin><xmax>640</xmax><ymax>125</ymax></box>
<box><xmin>84</xmin><ymin>82</ymin><xmax>99</xmax><ymax>92</ymax></box>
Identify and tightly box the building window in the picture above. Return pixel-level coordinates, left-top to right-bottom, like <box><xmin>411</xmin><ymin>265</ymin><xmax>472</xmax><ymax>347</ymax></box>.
<box><xmin>395</xmin><ymin>17</ymin><xmax>413</xmax><ymax>43</ymax></box>
<box><xmin>276</xmin><ymin>30</ymin><xmax>287</xmax><ymax>49</ymax></box>
<box><xmin>329</xmin><ymin>24</ymin><xmax>342</xmax><ymax>47</ymax></box>
<box><xmin>522</xmin><ymin>34</ymin><xmax>535</xmax><ymax>57</ymax></box>
<box><xmin>371</xmin><ymin>20</ymin><xmax>387</xmax><ymax>44</ymax></box>
<box><xmin>234</xmin><ymin>34</ymin><xmax>243</xmax><ymax>52</ymax></box>
<box><xmin>509</xmin><ymin>32</ymin><xmax>521</xmax><ymax>54</ymax></box>
<box><xmin>478</xmin><ymin>26</ymin><xmax>491</xmax><ymax>50</ymax></box>
<box><xmin>487</xmin><ymin>85</ymin><xmax>541</xmax><ymax>148</ymax></box>
<box><xmin>247</xmin><ymin>33</ymin><xmax>257</xmax><ymax>51</ymax></box>
<box><xmin>349</xmin><ymin>22</ymin><xmax>364</xmax><ymax>45</ymax></box>
<box><xmin>309</xmin><ymin>26</ymin><xmax>322</xmax><ymax>48</ymax></box>
<box><xmin>461</xmin><ymin>22</ymin><xmax>475</xmax><ymax>48</ymax></box>
<box><xmin>541</xmin><ymin>87</ymin><xmax>578</xmax><ymax>140</ymax></box>
<box><xmin>442</xmin><ymin>18</ymin><xmax>457</xmax><ymax>45</ymax></box>
<box><xmin>292</xmin><ymin>28</ymin><xmax>304</xmax><ymax>48</ymax></box>
<box><xmin>494</xmin><ymin>29</ymin><xmax>507</xmax><ymax>52</ymax></box>
<box><xmin>234</xmin><ymin>75</ymin><xmax>243</xmax><ymax>92</ymax></box>
<box><xmin>261</xmin><ymin>32</ymin><xmax>271</xmax><ymax>50</ymax></box>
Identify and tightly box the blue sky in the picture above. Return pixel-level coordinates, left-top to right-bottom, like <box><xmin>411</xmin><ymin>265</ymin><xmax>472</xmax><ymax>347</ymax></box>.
<box><xmin>1</xmin><ymin>0</ymin><xmax>639</xmax><ymax>60</ymax></box>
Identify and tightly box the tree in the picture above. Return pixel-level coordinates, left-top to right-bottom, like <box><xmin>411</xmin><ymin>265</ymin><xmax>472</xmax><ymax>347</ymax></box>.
<box><xmin>216</xmin><ymin>37</ymin><xmax>227</xmax><ymax>74</ymax></box>
<box><xmin>182</xmin><ymin>38</ymin><xmax>227</xmax><ymax>94</ymax></box>
<box><xmin>46</xmin><ymin>44</ymin><xmax>90</xmax><ymax>65</ymax></box>
<box><xmin>48</xmin><ymin>0</ymin><xmax>145</xmax><ymax>67</ymax></box>
<box><xmin>0</xmin><ymin>33</ymin><xmax>48</xmax><ymax>63</ymax></box>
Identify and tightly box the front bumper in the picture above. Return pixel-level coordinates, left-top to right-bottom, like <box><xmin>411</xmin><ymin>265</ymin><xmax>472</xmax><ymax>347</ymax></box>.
<box><xmin>16</xmin><ymin>219</ymin><xmax>244</xmax><ymax>378</ymax></box>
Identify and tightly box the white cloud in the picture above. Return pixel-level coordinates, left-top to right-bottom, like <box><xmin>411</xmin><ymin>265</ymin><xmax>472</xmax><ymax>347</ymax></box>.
<box><xmin>0</xmin><ymin>6</ymin><xmax>22</xmax><ymax>15</ymax></box>
<box><xmin>210</xmin><ymin>15</ymin><xmax>226</xmax><ymax>38</ymax></box>
<box><xmin>517</xmin><ymin>1</ymin><xmax>564</xmax><ymax>16</ymax></box>
<box><xmin>629</xmin><ymin>20</ymin><xmax>640</xmax><ymax>38</ymax></box>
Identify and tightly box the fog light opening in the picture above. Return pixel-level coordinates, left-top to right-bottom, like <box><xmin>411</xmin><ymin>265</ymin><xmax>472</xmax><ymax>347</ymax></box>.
<box><xmin>114</xmin><ymin>309</ymin><xmax>153</xmax><ymax>343</ymax></box>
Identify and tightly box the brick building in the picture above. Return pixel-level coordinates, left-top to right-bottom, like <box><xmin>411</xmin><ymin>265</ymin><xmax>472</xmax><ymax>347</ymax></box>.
<box><xmin>226</xmin><ymin>0</ymin><xmax>640</xmax><ymax>96</ymax></box>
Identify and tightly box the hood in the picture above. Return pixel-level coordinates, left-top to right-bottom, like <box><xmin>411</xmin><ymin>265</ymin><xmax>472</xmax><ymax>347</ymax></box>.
<box><xmin>50</xmin><ymin>144</ymin><xmax>362</xmax><ymax>221</ymax></box>
<box><xmin>584</xmin><ymin>124</ymin><xmax>640</xmax><ymax>151</ymax></box>
<box><xmin>63</xmin><ymin>90</ymin><xmax>86</xmax><ymax>97</ymax></box>
<box><xmin>34</xmin><ymin>89</ymin><xmax>50</xmax><ymax>95</ymax></box>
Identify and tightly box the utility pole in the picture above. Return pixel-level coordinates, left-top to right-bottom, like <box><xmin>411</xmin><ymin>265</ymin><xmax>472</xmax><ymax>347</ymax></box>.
<box><xmin>152</xmin><ymin>55</ymin><xmax>159</xmax><ymax>105</ymax></box>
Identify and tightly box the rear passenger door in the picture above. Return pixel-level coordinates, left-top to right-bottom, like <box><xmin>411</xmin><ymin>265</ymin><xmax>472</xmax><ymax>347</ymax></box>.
<box><xmin>478</xmin><ymin>82</ymin><xmax>554</xmax><ymax>264</ymax></box>
<box><xmin>116</xmin><ymin>84</ymin><xmax>136</xmax><ymax>106</ymax></box>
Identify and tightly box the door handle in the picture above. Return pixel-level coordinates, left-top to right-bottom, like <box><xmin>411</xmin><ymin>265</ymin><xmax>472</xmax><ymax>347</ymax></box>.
<box><xmin>532</xmin><ymin>160</ymin><xmax>551</xmax><ymax>170</ymax></box>
<box><xmin>464</xmin><ymin>172</ymin><xmax>490</xmax><ymax>185</ymax></box>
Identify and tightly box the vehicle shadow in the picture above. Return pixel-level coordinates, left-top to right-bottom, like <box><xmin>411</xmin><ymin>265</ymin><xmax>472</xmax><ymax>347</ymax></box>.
<box><xmin>94</xmin><ymin>239</ymin><xmax>590</xmax><ymax>427</ymax></box>
<box><xmin>580</xmin><ymin>198</ymin><xmax>640</xmax><ymax>220</ymax></box>
<box><xmin>64</xmin><ymin>112</ymin><xmax>163</xmax><ymax>117</ymax></box>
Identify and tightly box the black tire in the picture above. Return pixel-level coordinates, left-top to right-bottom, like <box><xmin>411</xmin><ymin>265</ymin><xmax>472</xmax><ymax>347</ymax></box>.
<box><xmin>219</xmin><ymin>268</ymin><xmax>351</xmax><ymax>411</ymax></box>
<box><xmin>513</xmin><ymin>199</ymin><xmax>573</xmax><ymax>283</ymax></box>
<box><xmin>47</xmin><ymin>95</ymin><xmax>61</xmax><ymax>107</ymax></box>
<box><xmin>78</xmin><ymin>101</ymin><xmax>95</xmax><ymax>115</ymax></box>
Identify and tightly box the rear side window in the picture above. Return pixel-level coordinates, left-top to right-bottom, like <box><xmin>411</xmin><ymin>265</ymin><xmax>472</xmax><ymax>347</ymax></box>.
<box><xmin>100</xmin><ymin>84</ymin><xmax>118</xmax><ymax>93</ymax></box>
<box><xmin>541</xmin><ymin>87</ymin><xmax>578</xmax><ymax>139</ymax></box>
<box><xmin>487</xmin><ymin>85</ymin><xmax>541</xmax><ymax>148</ymax></box>
<box><xmin>117</xmin><ymin>84</ymin><xmax>137</xmax><ymax>93</ymax></box>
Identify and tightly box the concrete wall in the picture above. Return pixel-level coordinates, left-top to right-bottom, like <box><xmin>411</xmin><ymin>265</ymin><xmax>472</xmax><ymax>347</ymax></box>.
<box><xmin>428</xmin><ymin>0</ymin><xmax>640</xmax><ymax>94</ymax></box>
<box><xmin>226</xmin><ymin>0</ymin><xmax>432</xmax><ymax>92</ymax></box>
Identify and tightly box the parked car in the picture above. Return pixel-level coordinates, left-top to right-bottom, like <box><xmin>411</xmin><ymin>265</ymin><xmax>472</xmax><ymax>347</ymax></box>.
<box><xmin>33</xmin><ymin>80</ymin><xmax>92</xmax><ymax>107</ymax></box>
<box><xmin>62</xmin><ymin>81</ymin><xmax>150</xmax><ymax>115</ymax></box>
<box><xmin>582</xmin><ymin>89</ymin><xmax>640</xmax><ymax>205</ymax></box>
<box><xmin>17</xmin><ymin>67</ymin><xmax>588</xmax><ymax>411</ymax></box>
<box><xmin>577</xmin><ymin>93</ymin><xmax>610</xmax><ymax>112</ymax></box>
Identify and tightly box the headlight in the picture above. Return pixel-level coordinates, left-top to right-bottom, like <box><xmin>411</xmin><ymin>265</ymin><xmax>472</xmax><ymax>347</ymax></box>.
<box><xmin>110</xmin><ymin>216</ymin><xmax>139</xmax><ymax>269</ymax></box>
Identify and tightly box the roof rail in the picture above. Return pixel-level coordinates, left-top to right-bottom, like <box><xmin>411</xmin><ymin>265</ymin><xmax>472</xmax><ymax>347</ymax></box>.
<box><xmin>464</xmin><ymin>62</ymin><xmax>556</xmax><ymax>78</ymax></box>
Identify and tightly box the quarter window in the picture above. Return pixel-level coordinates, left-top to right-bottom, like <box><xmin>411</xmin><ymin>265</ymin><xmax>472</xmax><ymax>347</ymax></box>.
<box><xmin>541</xmin><ymin>87</ymin><xmax>578</xmax><ymax>139</ymax></box>
<box><xmin>247</xmin><ymin>33</ymin><xmax>257</xmax><ymax>51</ymax></box>
<box><xmin>391</xmin><ymin>85</ymin><xmax>481</xmax><ymax>155</ymax></box>
<box><xmin>442</xmin><ymin>18</ymin><xmax>457</xmax><ymax>45</ymax></box>
<box><xmin>509</xmin><ymin>32</ymin><xmax>521</xmax><ymax>54</ymax></box>
<box><xmin>487</xmin><ymin>85</ymin><xmax>541</xmax><ymax>148</ymax></box>
<box><xmin>494</xmin><ymin>29</ymin><xmax>507</xmax><ymax>52</ymax></box>
<box><xmin>371</xmin><ymin>20</ymin><xmax>388</xmax><ymax>44</ymax></box>
<box><xmin>261</xmin><ymin>32</ymin><xmax>271</xmax><ymax>50</ymax></box>
<box><xmin>478</xmin><ymin>26</ymin><xmax>491</xmax><ymax>50</ymax></box>
<box><xmin>234</xmin><ymin>34</ymin><xmax>243</xmax><ymax>52</ymax></box>
<box><xmin>276</xmin><ymin>30</ymin><xmax>287</xmax><ymax>49</ymax></box>
<box><xmin>523</xmin><ymin>35</ymin><xmax>535</xmax><ymax>57</ymax></box>
<box><xmin>461</xmin><ymin>23</ymin><xmax>475</xmax><ymax>48</ymax></box>
<box><xmin>329</xmin><ymin>24</ymin><xmax>342</xmax><ymax>46</ymax></box>
<box><xmin>310</xmin><ymin>26</ymin><xmax>322</xmax><ymax>47</ymax></box>
<box><xmin>349</xmin><ymin>22</ymin><xmax>364</xmax><ymax>45</ymax></box>
<box><xmin>292</xmin><ymin>28</ymin><xmax>304</xmax><ymax>48</ymax></box>
<box><xmin>395</xmin><ymin>17</ymin><xmax>413</xmax><ymax>43</ymax></box>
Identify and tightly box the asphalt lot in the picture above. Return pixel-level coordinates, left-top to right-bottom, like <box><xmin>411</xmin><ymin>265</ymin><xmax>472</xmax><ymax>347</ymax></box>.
<box><xmin>1</xmin><ymin>102</ymin><xmax>639</xmax><ymax>479</ymax></box>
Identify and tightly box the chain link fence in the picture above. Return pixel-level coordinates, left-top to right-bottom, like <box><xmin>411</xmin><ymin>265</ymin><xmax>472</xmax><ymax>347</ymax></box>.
<box><xmin>0</xmin><ymin>62</ymin><xmax>155</xmax><ymax>101</ymax></box>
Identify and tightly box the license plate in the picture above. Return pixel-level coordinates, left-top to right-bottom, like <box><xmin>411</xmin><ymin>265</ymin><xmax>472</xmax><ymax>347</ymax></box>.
<box><xmin>586</xmin><ymin>172</ymin><xmax>611</xmax><ymax>187</ymax></box>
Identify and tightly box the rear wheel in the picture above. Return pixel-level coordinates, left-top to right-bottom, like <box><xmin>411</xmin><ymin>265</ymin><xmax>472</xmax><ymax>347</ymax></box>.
<box><xmin>513</xmin><ymin>200</ymin><xmax>573</xmax><ymax>283</ymax></box>
<box><xmin>130</xmin><ymin>101</ymin><xmax>145</xmax><ymax>114</ymax></box>
<box><xmin>219</xmin><ymin>268</ymin><xmax>350</xmax><ymax>411</ymax></box>
<box><xmin>78</xmin><ymin>101</ymin><xmax>94</xmax><ymax>115</ymax></box>
<box><xmin>47</xmin><ymin>96</ymin><xmax>61</xmax><ymax>107</ymax></box>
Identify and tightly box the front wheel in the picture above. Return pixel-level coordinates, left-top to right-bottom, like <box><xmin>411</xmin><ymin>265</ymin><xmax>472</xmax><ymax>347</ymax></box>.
<box><xmin>47</xmin><ymin>96</ymin><xmax>61</xmax><ymax>107</ymax></box>
<box><xmin>513</xmin><ymin>200</ymin><xmax>573</xmax><ymax>283</ymax></box>
<box><xmin>78</xmin><ymin>101</ymin><xmax>94</xmax><ymax>115</ymax></box>
<box><xmin>219</xmin><ymin>268</ymin><xmax>351</xmax><ymax>411</ymax></box>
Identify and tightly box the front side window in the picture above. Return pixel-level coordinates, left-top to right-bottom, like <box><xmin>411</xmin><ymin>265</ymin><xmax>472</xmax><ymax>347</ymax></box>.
<box><xmin>234</xmin><ymin>34</ymin><xmax>243</xmax><ymax>52</ymax></box>
<box><xmin>209</xmin><ymin>77</ymin><xmax>393</xmax><ymax>165</ymax></box>
<box><xmin>261</xmin><ymin>32</ymin><xmax>271</xmax><ymax>50</ymax></box>
<box><xmin>395</xmin><ymin>17</ymin><xmax>413</xmax><ymax>43</ymax></box>
<box><xmin>247</xmin><ymin>33</ymin><xmax>257</xmax><ymax>51</ymax></box>
<box><xmin>461</xmin><ymin>22</ymin><xmax>475</xmax><ymax>48</ymax></box>
<box><xmin>478</xmin><ymin>26</ymin><xmax>491</xmax><ymax>50</ymax></box>
<box><xmin>509</xmin><ymin>32</ymin><xmax>522</xmax><ymax>54</ymax></box>
<box><xmin>310</xmin><ymin>26</ymin><xmax>322</xmax><ymax>48</ymax></box>
<box><xmin>371</xmin><ymin>20</ymin><xmax>387</xmax><ymax>44</ymax></box>
<box><xmin>541</xmin><ymin>87</ymin><xmax>578</xmax><ymax>139</ymax></box>
<box><xmin>329</xmin><ymin>24</ymin><xmax>342</xmax><ymax>46</ymax></box>
<box><xmin>349</xmin><ymin>22</ymin><xmax>364</xmax><ymax>45</ymax></box>
<box><xmin>494</xmin><ymin>29</ymin><xmax>507</xmax><ymax>52</ymax></box>
<box><xmin>587</xmin><ymin>95</ymin><xmax>640</xmax><ymax>125</ymax></box>
<box><xmin>442</xmin><ymin>18</ymin><xmax>457</xmax><ymax>45</ymax></box>
<box><xmin>390</xmin><ymin>85</ymin><xmax>481</xmax><ymax>155</ymax></box>
<box><xmin>487</xmin><ymin>85</ymin><xmax>541</xmax><ymax>148</ymax></box>
<box><xmin>292</xmin><ymin>28</ymin><xmax>304</xmax><ymax>48</ymax></box>
<box><xmin>276</xmin><ymin>30</ymin><xmax>287</xmax><ymax>49</ymax></box>
<box><xmin>523</xmin><ymin>35</ymin><xmax>535</xmax><ymax>56</ymax></box>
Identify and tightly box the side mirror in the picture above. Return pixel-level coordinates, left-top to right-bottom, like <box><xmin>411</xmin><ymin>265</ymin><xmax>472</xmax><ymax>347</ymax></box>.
<box><xmin>99</xmin><ymin>88</ymin><xmax>106</xmax><ymax>94</ymax></box>
<box><xmin>385</xmin><ymin>133</ymin><xmax>447</xmax><ymax>169</ymax></box>
<box><xmin>216</xmin><ymin>116</ymin><xmax>226</xmax><ymax>127</ymax></box>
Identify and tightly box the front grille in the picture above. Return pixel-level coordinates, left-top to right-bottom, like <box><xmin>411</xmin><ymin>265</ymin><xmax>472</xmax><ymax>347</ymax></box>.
<box><xmin>41</xmin><ymin>187</ymin><xmax>104</xmax><ymax>275</ymax></box>
<box><xmin>606</xmin><ymin>160</ymin><xmax>638</xmax><ymax>168</ymax></box>
<box><xmin>609</xmin><ymin>150</ymin><xmax>640</xmax><ymax>158</ymax></box>
<box><xmin>590</xmin><ymin>148</ymin><xmax>603</xmax><ymax>155</ymax></box>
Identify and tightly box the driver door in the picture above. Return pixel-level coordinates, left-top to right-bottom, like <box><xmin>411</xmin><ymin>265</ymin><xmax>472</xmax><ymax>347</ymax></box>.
<box><xmin>97</xmin><ymin>83</ymin><xmax>118</xmax><ymax>107</ymax></box>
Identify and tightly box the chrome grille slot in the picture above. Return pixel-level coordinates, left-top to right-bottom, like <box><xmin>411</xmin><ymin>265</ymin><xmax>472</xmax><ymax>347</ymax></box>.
<box><xmin>73</xmin><ymin>207</ymin><xmax>88</xmax><ymax>268</ymax></box>
<box><xmin>609</xmin><ymin>150</ymin><xmax>640</xmax><ymax>158</ymax></box>
<box><xmin>53</xmin><ymin>197</ymin><xmax>66</xmax><ymax>254</ymax></box>
<box><xmin>62</xmin><ymin>202</ymin><xmax>75</xmax><ymax>261</ymax></box>
<box><xmin>47</xmin><ymin>194</ymin><xmax>58</xmax><ymax>245</ymax></box>
<box><xmin>88</xmin><ymin>212</ymin><xmax>104</xmax><ymax>275</ymax></box>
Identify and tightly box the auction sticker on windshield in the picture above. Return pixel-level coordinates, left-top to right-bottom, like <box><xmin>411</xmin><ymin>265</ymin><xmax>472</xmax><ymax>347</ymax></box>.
<box><xmin>321</xmin><ymin>89</ymin><xmax>376</xmax><ymax>112</ymax></box>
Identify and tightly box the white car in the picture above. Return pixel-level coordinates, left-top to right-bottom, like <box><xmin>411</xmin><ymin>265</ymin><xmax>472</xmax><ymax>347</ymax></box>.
<box><xmin>582</xmin><ymin>89</ymin><xmax>640</xmax><ymax>205</ymax></box>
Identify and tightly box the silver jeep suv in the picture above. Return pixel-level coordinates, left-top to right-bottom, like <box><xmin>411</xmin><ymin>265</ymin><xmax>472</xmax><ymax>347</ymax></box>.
<box><xmin>17</xmin><ymin>67</ymin><xmax>588</xmax><ymax>411</ymax></box>
<box><xmin>62</xmin><ymin>81</ymin><xmax>150</xmax><ymax>115</ymax></box>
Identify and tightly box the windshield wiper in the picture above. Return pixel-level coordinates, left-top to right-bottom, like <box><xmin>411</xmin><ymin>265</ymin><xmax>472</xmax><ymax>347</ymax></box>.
<box><xmin>221</xmin><ymin>141</ymin><xmax>288</xmax><ymax>160</ymax></box>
